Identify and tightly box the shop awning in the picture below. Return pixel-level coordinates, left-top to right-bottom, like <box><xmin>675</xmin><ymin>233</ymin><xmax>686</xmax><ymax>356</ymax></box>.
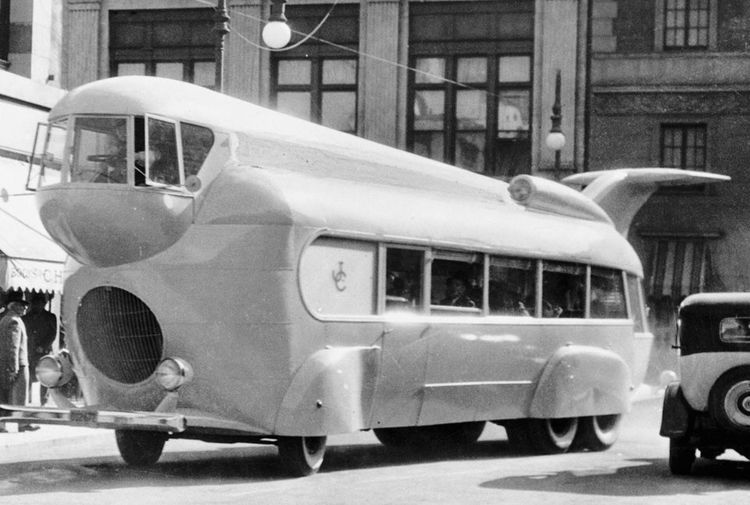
<box><xmin>0</xmin><ymin>157</ymin><xmax>66</xmax><ymax>294</ymax></box>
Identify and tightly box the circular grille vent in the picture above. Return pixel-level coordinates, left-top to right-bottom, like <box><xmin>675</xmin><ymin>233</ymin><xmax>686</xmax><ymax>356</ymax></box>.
<box><xmin>77</xmin><ymin>287</ymin><xmax>163</xmax><ymax>384</ymax></box>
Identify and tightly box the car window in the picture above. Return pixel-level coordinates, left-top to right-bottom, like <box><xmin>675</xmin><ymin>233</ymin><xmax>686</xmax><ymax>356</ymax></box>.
<box><xmin>720</xmin><ymin>317</ymin><xmax>750</xmax><ymax>343</ymax></box>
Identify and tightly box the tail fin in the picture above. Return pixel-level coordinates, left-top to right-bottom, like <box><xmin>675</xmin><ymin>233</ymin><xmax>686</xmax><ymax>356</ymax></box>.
<box><xmin>562</xmin><ymin>168</ymin><xmax>730</xmax><ymax>236</ymax></box>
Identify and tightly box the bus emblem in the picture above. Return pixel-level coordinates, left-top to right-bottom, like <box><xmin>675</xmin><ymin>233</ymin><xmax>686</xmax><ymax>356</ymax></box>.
<box><xmin>332</xmin><ymin>261</ymin><xmax>347</xmax><ymax>291</ymax></box>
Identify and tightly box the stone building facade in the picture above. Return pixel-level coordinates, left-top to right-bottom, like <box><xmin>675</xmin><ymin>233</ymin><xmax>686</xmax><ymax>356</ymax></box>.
<box><xmin>590</xmin><ymin>0</ymin><xmax>750</xmax><ymax>378</ymax></box>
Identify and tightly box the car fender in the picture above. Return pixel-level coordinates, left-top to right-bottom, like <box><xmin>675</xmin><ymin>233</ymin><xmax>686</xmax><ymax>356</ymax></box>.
<box><xmin>274</xmin><ymin>346</ymin><xmax>380</xmax><ymax>436</ymax></box>
<box><xmin>528</xmin><ymin>345</ymin><xmax>631</xmax><ymax>418</ymax></box>
<box><xmin>659</xmin><ymin>382</ymin><xmax>693</xmax><ymax>438</ymax></box>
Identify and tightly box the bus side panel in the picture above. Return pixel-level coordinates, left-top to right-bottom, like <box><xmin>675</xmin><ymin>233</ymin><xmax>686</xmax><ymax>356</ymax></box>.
<box><xmin>418</xmin><ymin>322</ymin><xmax>537</xmax><ymax>425</ymax></box>
<box><xmin>528</xmin><ymin>344</ymin><xmax>631</xmax><ymax>418</ymax></box>
<box><xmin>368</xmin><ymin>321</ymin><xmax>430</xmax><ymax>429</ymax></box>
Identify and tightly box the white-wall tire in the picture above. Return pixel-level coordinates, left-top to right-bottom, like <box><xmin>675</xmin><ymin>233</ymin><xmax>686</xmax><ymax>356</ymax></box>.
<box><xmin>277</xmin><ymin>436</ymin><xmax>327</xmax><ymax>477</ymax></box>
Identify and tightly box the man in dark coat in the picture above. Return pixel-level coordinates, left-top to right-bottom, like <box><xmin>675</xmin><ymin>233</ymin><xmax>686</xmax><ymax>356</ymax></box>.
<box><xmin>0</xmin><ymin>291</ymin><xmax>38</xmax><ymax>432</ymax></box>
<box><xmin>23</xmin><ymin>293</ymin><xmax>58</xmax><ymax>406</ymax></box>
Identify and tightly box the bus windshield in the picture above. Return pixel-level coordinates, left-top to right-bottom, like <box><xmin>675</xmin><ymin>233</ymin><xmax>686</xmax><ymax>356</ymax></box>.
<box><xmin>30</xmin><ymin>115</ymin><xmax>215</xmax><ymax>189</ymax></box>
<box><xmin>71</xmin><ymin>116</ymin><xmax>128</xmax><ymax>183</ymax></box>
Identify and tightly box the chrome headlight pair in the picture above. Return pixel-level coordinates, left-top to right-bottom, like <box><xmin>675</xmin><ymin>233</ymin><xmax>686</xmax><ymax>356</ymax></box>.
<box><xmin>37</xmin><ymin>353</ymin><xmax>193</xmax><ymax>392</ymax></box>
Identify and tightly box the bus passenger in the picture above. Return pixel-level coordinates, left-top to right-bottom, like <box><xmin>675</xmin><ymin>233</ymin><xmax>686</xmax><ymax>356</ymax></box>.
<box><xmin>440</xmin><ymin>277</ymin><xmax>475</xmax><ymax>307</ymax></box>
<box><xmin>386</xmin><ymin>274</ymin><xmax>413</xmax><ymax>310</ymax></box>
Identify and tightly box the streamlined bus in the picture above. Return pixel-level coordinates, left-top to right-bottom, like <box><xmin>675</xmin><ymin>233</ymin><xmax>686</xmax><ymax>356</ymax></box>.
<box><xmin>1</xmin><ymin>77</ymin><xmax>728</xmax><ymax>476</ymax></box>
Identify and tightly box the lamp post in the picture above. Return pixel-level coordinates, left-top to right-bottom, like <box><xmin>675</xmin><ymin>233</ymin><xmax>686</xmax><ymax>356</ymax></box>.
<box><xmin>214</xmin><ymin>0</ymin><xmax>230</xmax><ymax>92</ymax></box>
<box><xmin>545</xmin><ymin>69</ymin><xmax>565</xmax><ymax>171</ymax></box>
<box><xmin>262</xmin><ymin>0</ymin><xmax>292</xmax><ymax>49</ymax></box>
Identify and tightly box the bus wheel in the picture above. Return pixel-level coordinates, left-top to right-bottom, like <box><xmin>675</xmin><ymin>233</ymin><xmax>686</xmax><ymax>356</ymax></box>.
<box><xmin>277</xmin><ymin>436</ymin><xmax>327</xmax><ymax>477</ymax></box>
<box><xmin>115</xmin><ymin>430</ymin><xmax>167</xmax><ymax>467</ymax></box>
<box><xmin>571</xmin><ymin>414</ymin><xmax>621</xmax><ymax>451</ymax></box>
<box><xmin>669</xmin><ymin>437</ymin><xmax>695</xmax><ymax>475</ymax></box>
<box><xmin>527</xmin><ymin>417</ymin><xmax>578</xmax><ymax>454</ymax></box>
<box><xmin>504</xmin><ymin>420</ymin><xmax>536</xmax><ymax>453</ymax></box>
<box><xmin>373</xmin><ymin>427</ymin><xmax>414</xmax><ymax>448</ymax></box>
<box><xmin>709</xmin><ymin>367</ymin><xmax>750</xmax><ymax>432</ymax></box>
<box><xmin>443</xmin><ymin>421</ymin><xmax>486</xmax><ymax>445</ymax></box>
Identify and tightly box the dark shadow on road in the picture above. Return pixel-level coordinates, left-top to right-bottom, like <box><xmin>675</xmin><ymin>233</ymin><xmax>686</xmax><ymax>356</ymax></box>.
<box><xmin>0</xmin><ymin>439</ymin><xmax>526</xmax><ymax>495</ymax></box>
<box><xmin>480</xmin><ymin>456</ymin><xmax>750</xmax><ymax>497</ymax></box>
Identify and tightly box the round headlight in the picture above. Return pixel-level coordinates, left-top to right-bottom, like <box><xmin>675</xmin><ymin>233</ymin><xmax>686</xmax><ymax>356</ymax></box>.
<box><xmin>35</xmin><ymin>352</ymin><xmax>74</xmax><ymax>388</ymax></box>
<box><xmin>155</xmin><ymin>357</ymin><xmax>193</xmax><ymax>391</ymax></box>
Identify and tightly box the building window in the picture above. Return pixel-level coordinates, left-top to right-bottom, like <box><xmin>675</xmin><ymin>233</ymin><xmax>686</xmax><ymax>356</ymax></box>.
<box><xmin>408</xmin><ymin>2</ymin><xmax>534</xmax><ymax>178</ymax></box>
<box><xmin>660</xmin><ymin>124</ymin><xmax>706</xmax><ymax>170</ymax></box>
<box><xmin>109</xmin><ymin>9</ymin><xmax>216</xmax><ymax>88</ymax></box>
<box><xmin>664</xmin><ymin>0</ymin><xmax>710</xmax><ymax>49</ymax></box>
<box><xmin>274</xmin><ymin>58</ymin><xmax>357</xmax><ymax>133</ymax></box>
<box><xmin>271</xmin><ymin>4</ymin><xmax>359</xmax><ymax>134</ymax></box>
<box><xmin>0</xmin><ymin>0</ymin><xmax>9</xmax><ymax>69</ymax></box>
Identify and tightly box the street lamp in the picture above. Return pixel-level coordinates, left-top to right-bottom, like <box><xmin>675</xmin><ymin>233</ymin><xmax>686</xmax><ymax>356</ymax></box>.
<box><xmin>214</xmin><ymin>0</ymin><xmax>230</xmax><ymax>92</ymax></box>
<box><xmin>545</xmin><ymin>69</ymin><xmax>565</xmax><ymax>170</ymax></box>
<box><xmin>262</xmin><ymin>0</ymin><xmax>292</xmax><ymax>49</ymax></box>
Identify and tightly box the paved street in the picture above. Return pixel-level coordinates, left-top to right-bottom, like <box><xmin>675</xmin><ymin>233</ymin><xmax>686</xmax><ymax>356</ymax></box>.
<box><xmin>0</xmin><ymin>394</ymin><xmax>748</xmax><ymax>505</ymax></box>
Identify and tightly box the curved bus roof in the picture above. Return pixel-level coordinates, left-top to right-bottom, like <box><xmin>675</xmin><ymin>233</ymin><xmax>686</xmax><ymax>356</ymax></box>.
<box><xmin>49</xmin><ymin>77</ymin><xmax>643</xmax><ymax>275</ymax></box>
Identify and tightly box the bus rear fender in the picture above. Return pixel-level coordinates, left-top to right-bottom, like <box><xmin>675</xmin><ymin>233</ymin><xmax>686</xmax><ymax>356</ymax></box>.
<box><xmin>528</xmin><ymin>345</ymin><xmax>631</xmax><ymax>418</ymax></box>
<box><xmin>273</xmin><ymin>346</ymin><xmax>380</xmax><ymax>436</ymax></box>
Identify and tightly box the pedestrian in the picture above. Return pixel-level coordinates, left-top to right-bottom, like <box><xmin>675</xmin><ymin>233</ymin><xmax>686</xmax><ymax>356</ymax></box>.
<box><xmin>0</xmin><ymin>291</ymin><xmax>39</xmax><ymax>432</ymax></box>
<box><xmin>23</xmin><ymin>292</ymin><xmax>58</xmax><ymax>405</ymax></box>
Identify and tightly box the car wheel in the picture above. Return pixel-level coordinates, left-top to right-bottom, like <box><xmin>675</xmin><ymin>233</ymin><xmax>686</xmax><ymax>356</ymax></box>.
<box><xmin>277</xmin><ymin>436</ymin><xmax>327</xmax><ymax>477</ymax></box>
<box><xmin>571</xmin><ymin>414</ymin><xmax>622</xmax><ymax>451</ymax></box>
<box><xmin>115</xmin><ymin>430</ymin><xmax>167</xmax><ymax>467</ymax></box>
<box><xmin>669</xmin><ymin>437</ymin><xmax>695</xmax><ymax>475</ymax></box>
<box><xmin>698</xmin><ymin>447</ymin><xmax>724</xmax><ymax>460</ymax></box>
<box><xmin>709</xmin><ymin>366</ymin><xmax>750</xmax><ymax>432</ymax></box>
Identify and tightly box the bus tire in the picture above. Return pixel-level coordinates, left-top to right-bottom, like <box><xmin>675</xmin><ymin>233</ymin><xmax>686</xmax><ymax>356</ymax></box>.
<box><xmin>373</xmin><ymin>427</ymin><xmax>413</xmax><ymax>447</ymax></box>
<box><xmin>571</xmin><ymin>414</ymin><xmax>621</xmax><ymax>451</ymax></box>
<box><xmin>115</xmin><ymin>430</ymin><xmax>167</xmax><ymax>467</ymax></box>
<box><xmin>709</xmin><ymin>367</ymin><xmax>750</xmax><ymax>433</ymax></box>
<box><xmin>527</xmin><ymin>417</ymin><xmax>578</xmax><ymax>454</ymax></box>
<box><xmin>669</xmin><ymin>437</ymin><xmax>695</xmax><ymax>475</ymax></box>
<box><xmin>444</xmin><ymin>421</ymin><xmax>486</xmax><ymax>445</ymax></box>
<box><xmin>277</xmin><ymin>436</ymin><xmax>327</xmax><ymax>477</ymax></box>
<box><xmin>504</xmin><ymin>420</ymin><xmax>533</xmax><ymax>453</ymax></box>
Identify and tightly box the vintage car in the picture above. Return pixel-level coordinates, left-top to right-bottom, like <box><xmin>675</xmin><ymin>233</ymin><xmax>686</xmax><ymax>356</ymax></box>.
<box><xmin>660</xmin><ymin>292</ymin><xmax>750</xmax><ymax>474</ymax></box>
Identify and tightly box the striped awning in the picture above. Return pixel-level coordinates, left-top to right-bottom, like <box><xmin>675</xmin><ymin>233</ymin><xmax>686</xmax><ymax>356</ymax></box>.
<box><xmin>644</xmin><ymin>236</ymin><xmax>718</xmax><ymax>299</ymax></box>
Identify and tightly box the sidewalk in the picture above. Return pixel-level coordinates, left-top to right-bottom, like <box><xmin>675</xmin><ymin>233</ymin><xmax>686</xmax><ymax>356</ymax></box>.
<box><xmin>0</xmin><ymin>383</ymin><xmax>112</xmax><ymax>457</ymax></box>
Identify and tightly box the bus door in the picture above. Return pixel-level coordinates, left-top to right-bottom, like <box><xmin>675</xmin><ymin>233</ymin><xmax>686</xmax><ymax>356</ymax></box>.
<box><xmin>369</xmin><ymin>246</ymin><xmax>430</xmax><ymax>429</ymax></box>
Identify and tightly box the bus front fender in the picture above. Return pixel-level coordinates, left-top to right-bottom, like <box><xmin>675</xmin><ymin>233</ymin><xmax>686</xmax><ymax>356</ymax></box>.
<box><xmin>528</xmin><ymin>345</ymin><xmax>631</xmax><ymax>418</ymax></box>
<box><xmin>274</xmin><ymin>346</ymin><xmax>380</xmax><ymax>436</ymax></box>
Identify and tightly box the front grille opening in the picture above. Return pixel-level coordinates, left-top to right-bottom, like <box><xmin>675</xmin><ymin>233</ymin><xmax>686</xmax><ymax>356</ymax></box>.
<box><xmin>77</xmin><ymin>286</ymin><xmax>163</xmax><ymax>384</ymax></box>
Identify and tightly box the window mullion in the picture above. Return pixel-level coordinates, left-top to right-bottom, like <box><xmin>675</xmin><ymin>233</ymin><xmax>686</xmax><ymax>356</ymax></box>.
<box><xmin>444</xmin><ymin>57</ymin><xmax>457</xmax><ymax>164</ymax></box>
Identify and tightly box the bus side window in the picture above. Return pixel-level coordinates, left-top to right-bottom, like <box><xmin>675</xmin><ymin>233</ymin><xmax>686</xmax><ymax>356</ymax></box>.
<box><xmin>385</xmin><ymin>248</ymin><xmax>423</xmax><ymax>312</ymax></box>
<box><xmin>182</xmin><ymin>123</ymin><xmax>215</xmax><ymax>177</ymax></box>
<box><xmin>489</xmin><ymin>256</ymin><xmax>534</xmax><ymax>316</ymax></box>
<box><xmin>542</xmin><ymin>261</ymin><xmax>586</xmax><ymax>318</ymax></box>
<box><xmin>626</xmin><ymin>273</ymin><xmax>647</xmax><ymax>331</ymax></box>
<box><xmin>147</xmin><ymin>117</ymin><xmax>180</xmax><ymax>185</ymax></box>
<box><xmin>430</xmin><ymin>254</ymin><xmax>483</xmax><ymax>313</ymax></box>
<box><xmin>134</xmin><ymin>116</ymin><xmax>146</xmax><ymax>185</ymax></box>
<box><xmin>590</xmin><ymin>267</ymin><xmax>627</xmax><ymax>319</ymax></box>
